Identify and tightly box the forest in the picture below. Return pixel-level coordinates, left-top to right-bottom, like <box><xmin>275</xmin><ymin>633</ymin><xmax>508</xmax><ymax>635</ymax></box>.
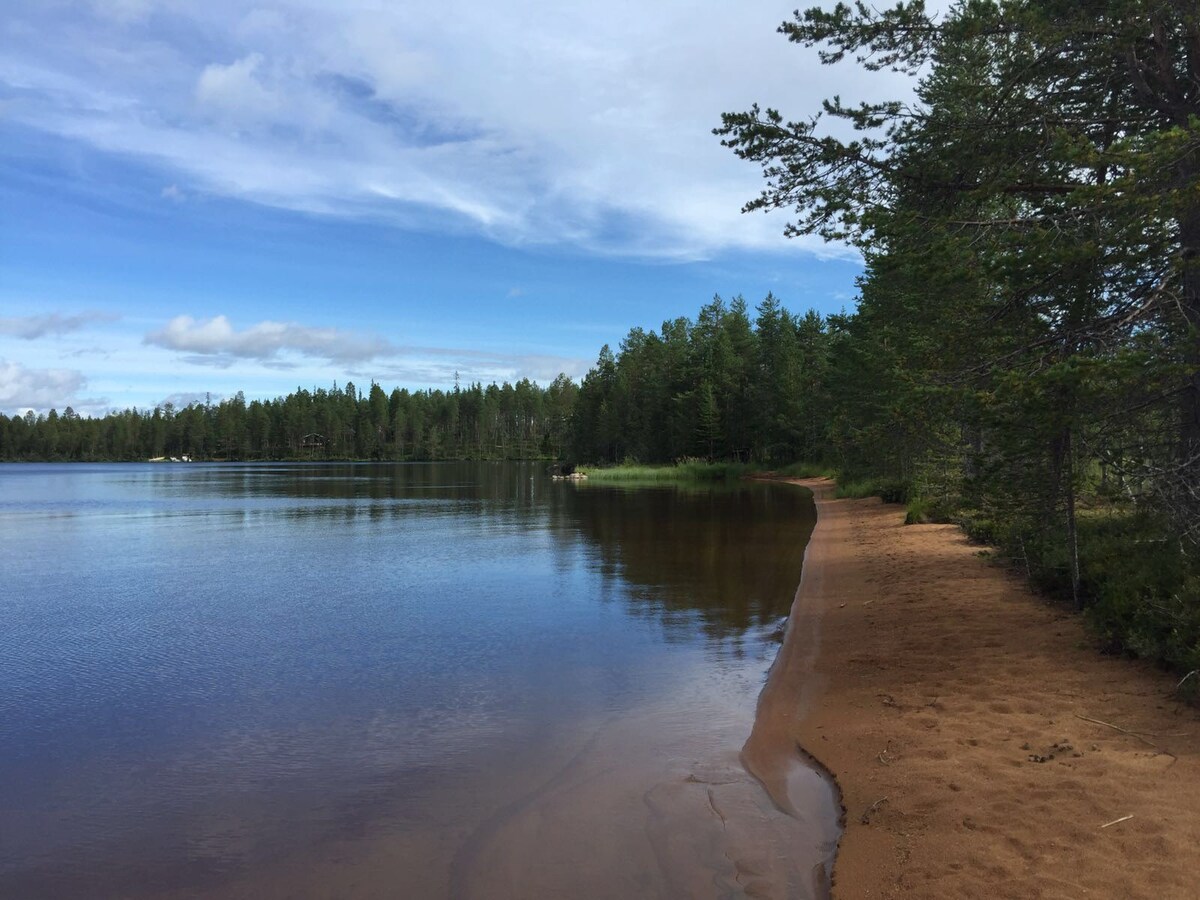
<box><xmin>0</xmin><ymin>377</ymin><xmax>578</xmax><ymax>463</ymax></box>
<box><xmin>582</xmin><ymin>0</ymin><xmax>1200</xmax><ymax>684</ymax></box>
<box><xmin>710</xmin><ymin>0</ymin><xmax>1200</xmax><ymax>683</ymax></box>
<box><xmin>3</xmin><ymin>1</ymin><xmax>1198</xmax><ymax>683</ymax></box>
<box><xmin>569</xmin><ymin>293</ymin><xmax>830</xmax><ymax>465</ymax></box>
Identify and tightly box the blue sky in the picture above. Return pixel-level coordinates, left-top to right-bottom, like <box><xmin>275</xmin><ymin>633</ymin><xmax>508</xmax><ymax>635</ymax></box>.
<box><xmin>0</xmin><ymin>0</ymin><xmax>891</xmax><ymax>416</ymax></box>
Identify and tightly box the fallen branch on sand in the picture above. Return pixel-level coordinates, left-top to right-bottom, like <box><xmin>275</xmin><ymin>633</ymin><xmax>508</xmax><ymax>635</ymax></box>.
<box><xmin>1074</xmin><ymin>714</ymin><xmax>1185</xmax><ymax>743</ymax></box>
<box><xmin>1100</xmin><ymin>814</ymin><xmax>1134</xmax><ymax>829</ymax></box>
<box><xmin>861</xmin><ymin>796</ymin><xmax>889</xmax><ymax>825</ymax></box>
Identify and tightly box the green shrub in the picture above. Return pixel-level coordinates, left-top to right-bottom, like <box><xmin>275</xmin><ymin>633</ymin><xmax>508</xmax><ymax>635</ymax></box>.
<box><xmin>905</xmin><ymin>494</ymin><xmax>959</xmax><ymax>524</ymax></box>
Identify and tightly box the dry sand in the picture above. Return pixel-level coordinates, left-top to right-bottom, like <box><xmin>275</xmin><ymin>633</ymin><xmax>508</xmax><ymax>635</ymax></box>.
<box><xmin>787</xmin><ymin>478</ymin><xmax>1200</xmax><ymax>898</ymax></box>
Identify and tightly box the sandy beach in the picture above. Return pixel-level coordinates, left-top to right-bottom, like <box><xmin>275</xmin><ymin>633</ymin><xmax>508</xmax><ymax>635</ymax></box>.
<box><xmin>787</xmin><ymin>478</ymin><xmax>1200</xmax><ymax>898</ymax></box>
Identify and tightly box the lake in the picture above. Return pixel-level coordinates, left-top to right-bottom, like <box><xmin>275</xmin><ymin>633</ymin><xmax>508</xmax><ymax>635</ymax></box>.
<box><xmin>0</xmin><ymin>462</ymin><xmax>837</xmax><ymax>898</ymax></box>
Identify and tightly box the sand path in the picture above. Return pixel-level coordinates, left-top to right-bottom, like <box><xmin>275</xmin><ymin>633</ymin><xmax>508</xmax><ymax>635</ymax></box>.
<box><xmin>787</xmin><ymin>478</ymin><xmax>1200</xmax><ymax>898</ymax></box>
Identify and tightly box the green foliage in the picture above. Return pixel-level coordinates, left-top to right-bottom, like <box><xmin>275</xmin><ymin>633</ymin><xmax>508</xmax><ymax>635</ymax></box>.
<box><xmin>570</xmin><ymin>294</ymin><xmax>831</xmax><ymax>466</ymax></box>
<box><xmin>776</xmin><ymin>461</ymin><xmax>836</xmax><ymax>478</ymax></box>
<box><xmin>904</xmin><ymin>496</ymin><xmax>957</xmax><ymax>525</ymax></box>
<box><xmin>582</xmin><ymin>460</ymin><xmax>753</xmax><ymax>484</ymax></box>
<box><xmin>713</xmin><ymin>0</ymin><xmax>1200</xmax><ymax>682</ymax></box>
<box><xmin>957</xmin><ymin>506</ymin><xmax>1200</xmax><ymax>683</ymax></box>
<box><xmin>1</xmin><ymin>377</ymin><xmax>578</xmax><ymax>463</ymax></box>
<box><xmin>834</xmin><ymin>477</ymin><xmax>909</xmax><ymax>504</ymax></box>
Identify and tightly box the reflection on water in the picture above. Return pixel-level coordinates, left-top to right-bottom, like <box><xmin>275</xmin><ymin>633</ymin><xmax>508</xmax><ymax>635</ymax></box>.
<box><xmin>0</xmin><ymin>462</ymin><xmax>824</xmax><ymax>899</ymax></box>
<box><xmin>563</xmin><ymin>483</ymin><xmax>814</xmax><ymax>638</ymax></box>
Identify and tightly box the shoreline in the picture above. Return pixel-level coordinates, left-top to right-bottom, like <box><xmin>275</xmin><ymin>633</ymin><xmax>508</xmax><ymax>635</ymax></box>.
<box><xmin>742</xmin><ymin>477</ymin><xmax>845</xmax><ymax>895</ymax></box>
<box><xmin>783</xmin><ymin>478</ymin><xmax>1200</xmax><ymax>898</ymax></box>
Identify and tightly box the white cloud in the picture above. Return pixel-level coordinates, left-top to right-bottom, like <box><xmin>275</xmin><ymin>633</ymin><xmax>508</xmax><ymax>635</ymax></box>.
<box><xmin>0</xmin><ymin>311</ymin><xmax>117</xmax><ymax>339</ymax></box>
<box><xmin>195</xmin><ymin>54</ymin><xmax>269</xmax><ymax>118</ymax></box>
<box><xmin>0</xmin><ymin>0</ymin><xmax>902</xmax><ymax>260</ymax></box>
<box><xmin>143</xmin><ymin>314</ymin><xmax>587</xmax><ymax>385</ymax></box>
<box><xmin>158</xmin><ymin>391</ymin><xmax>215</xmax><ymax>409</ymax></box>
<box><xmin>0</xmin><ymin>359</ymin><xmax>90</xmax><ymax>411</ymax></box>
<box><xmin>145</xmin><ymin>315</ymin><xmax>394</xmax><ymax>364</ymax></box>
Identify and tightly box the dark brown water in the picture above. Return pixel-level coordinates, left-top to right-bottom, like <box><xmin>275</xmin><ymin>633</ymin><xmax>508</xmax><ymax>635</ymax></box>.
<box><xmin>0</xmin><ymin>462</ymin><xmax>836</xmax><ymax>898</ymax></box>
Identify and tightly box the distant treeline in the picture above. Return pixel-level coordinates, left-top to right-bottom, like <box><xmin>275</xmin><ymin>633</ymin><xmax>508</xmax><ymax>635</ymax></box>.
<box><xmin>4</xmin><ymin>290</ymin><xmax>830</xmax><ymax>467</ymax></box>
<box><xmin>0</xmin><ymin>378</ymin><xmax>578</xmax><ymax>462</ymax></box>
<box><xmin>570</xmin><ymin>294</ymin><xmax>826</xmax><ymax>465</ymax></box>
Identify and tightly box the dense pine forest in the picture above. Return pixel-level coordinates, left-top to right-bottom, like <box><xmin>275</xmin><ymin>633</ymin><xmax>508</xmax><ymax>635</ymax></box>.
<box><xmin>570</xmin><ymin>294</ymin><xmax>830</xmax><ymax>465</ymax></box>
<box><xmin>0</xmin><ymin>292</ymin><xmax>827</xmax><ymax>469</ymax></box>
<box><xmin>0</xmin><ymin>377</ymin><xmax>578</xmax><ymax>462</ymax></box>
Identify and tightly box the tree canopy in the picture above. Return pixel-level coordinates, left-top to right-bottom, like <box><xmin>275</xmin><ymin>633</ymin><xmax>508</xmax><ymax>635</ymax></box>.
<box><xmin>707</xmin><ymin>0</ymin><xmax>1199</xmax><ymax>675</ymax></box>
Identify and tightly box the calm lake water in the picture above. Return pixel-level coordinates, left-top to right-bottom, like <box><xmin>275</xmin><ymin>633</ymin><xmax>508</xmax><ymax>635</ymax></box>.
<box><xmin>0</xmin><ymin>462</ymin><xmax>831</xmax><ymax>899</ymax></box>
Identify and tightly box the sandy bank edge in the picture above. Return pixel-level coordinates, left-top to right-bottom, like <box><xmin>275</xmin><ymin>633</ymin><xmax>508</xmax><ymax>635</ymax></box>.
<box><xmin>778</xmin><ymin>477</ymin><xmax>1200</xmax><ymax>899</ymax></box>
<box><xmin>741</xmin><ymin>477</ymin><xmax>845</xmax><ymax>897</ymax></box>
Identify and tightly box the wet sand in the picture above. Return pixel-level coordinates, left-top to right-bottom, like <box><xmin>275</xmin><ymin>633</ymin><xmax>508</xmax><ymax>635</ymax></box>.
<box><xmin>788</xmin><ymin>478</ymin><xmax>1200</xmax><ymax>898</ymax></box>
<box><xmin>194</xmin><ymin>678</ymin><xmax>841</xmax><ymax>900</ymax></box>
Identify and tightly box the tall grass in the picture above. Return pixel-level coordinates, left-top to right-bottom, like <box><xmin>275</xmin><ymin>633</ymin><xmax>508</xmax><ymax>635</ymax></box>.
<box><xmin>582</xmin><ymin>460</ymin><xmax>752</xmax><ymax>483</ymax></box>
<box><xmin>775</xmin><ymin>461</ymin><xmax>837</xmax><ymax>478</ymax></box>
<box><xmin>835</xmin><ymin>476</ymin><xmax>909</xmax><ymax>504</ymax></box>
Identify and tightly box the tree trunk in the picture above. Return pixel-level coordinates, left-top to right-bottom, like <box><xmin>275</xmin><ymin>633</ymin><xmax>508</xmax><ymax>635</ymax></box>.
<box><xmin>1064</xmin><ymin>426</ymin><xmax>1082</xmax><ymax>611</ymax></box>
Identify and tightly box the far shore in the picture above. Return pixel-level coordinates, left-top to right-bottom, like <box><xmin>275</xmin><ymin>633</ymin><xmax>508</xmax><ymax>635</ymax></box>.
<box><xmin>783</xmin><ymin>478</ymin><xmax>1200</xmax><ymax>897</ymax></box>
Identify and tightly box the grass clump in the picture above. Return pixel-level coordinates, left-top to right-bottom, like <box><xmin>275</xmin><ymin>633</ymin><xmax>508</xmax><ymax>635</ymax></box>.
<box><xmin>776</xmin><ymin>461</ymin><xmax>836</xmax><ymax>478</ymax></box>
<box><xmin>835</xmin><ymin>476</ymin><xmax>910</xmax><ymax>504</ymax></box>
<box><xmin>582</xmin><ymin>459</ymin><xmax>752</xmax><ymax>483</ymax></box>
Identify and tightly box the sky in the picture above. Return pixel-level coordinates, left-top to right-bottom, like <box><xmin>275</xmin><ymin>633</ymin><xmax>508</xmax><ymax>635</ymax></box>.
<box><xmin>0</xmin><ymin>0</ymin><xmax>902</xmax><ymax>416</ymax></box>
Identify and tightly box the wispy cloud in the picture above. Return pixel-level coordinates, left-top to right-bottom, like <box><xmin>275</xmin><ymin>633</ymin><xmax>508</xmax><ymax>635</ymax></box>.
<box><xmin>145</xmin><ymin>315</ymin><xmax>394</xmax><ymax>365</ymax></box>
<box><xmin>144</xmin><ymin>314</ymin><xmax>588</xmax><ymax>385</ymax></box>
<box><xmin>91</xmin><ymin>0</ymin><xmax>159</xmax><ymax>24</ymax></box>
<box><xmin>365</xmin><ymin>349</ymin><xmax>590</xmax><ymax>387</ymax></box>
<box><xmin>0</xmin><ymin>311</ymin><xmax>118</xmax><ymax>339</ymax></box>
<box><xmin>0</xmin><ymin>0</ymin><xmax>890</xmax><ymax>260</ymax></box>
